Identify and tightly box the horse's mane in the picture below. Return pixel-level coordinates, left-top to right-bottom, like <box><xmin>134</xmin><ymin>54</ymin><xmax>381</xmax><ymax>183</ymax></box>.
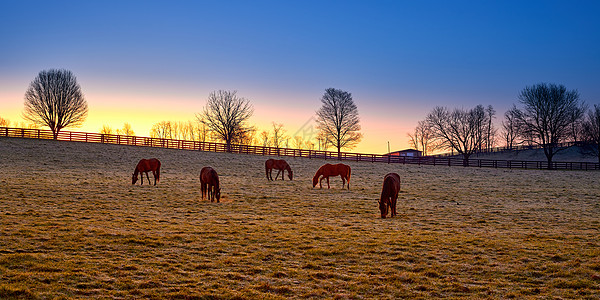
<box><xmin>212</xmin><ymin>169</ymin><xmax>220</xmax><ymax>188</ymax></box>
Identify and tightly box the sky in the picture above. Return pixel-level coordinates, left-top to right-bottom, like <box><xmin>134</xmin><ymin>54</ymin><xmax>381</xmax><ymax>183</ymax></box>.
<box><xmin>1</xmin><ymin>0</ymin><xmax>599</xmax><ymax>154</ymax></box>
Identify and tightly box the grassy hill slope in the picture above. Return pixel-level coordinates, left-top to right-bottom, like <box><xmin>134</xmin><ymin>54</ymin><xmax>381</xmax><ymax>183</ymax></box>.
<box><xmin>1</xmin><ymin>137</ymin><xmax>599</xmax><ymax>299</ymax></box>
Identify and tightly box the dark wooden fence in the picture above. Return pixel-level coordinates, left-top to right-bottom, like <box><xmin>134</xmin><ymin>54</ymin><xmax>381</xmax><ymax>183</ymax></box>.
<box><xmin>1</xmin><ymin>127</ymin><xmax>598</xmax><ymax>171</ymax></box>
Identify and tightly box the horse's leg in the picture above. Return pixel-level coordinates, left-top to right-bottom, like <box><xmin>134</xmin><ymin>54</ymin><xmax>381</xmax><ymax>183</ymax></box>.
<box><xmin>326</xmin><ymin>176</ymin><xmax>330</xmax><ymax>189</ymax></box>
<box><xmin>266</xmin><ymin>167</ymin><xmax>271</xmax><ymax>181</ymax></box>
<box><xmin>341</xmin><ymin>176</ymin><xmax>346</xmax><ymax>189</ymax></box>
<box><xmin>209</xmin><ymin>185</ymin><xmax>214</xmax><ymax>202</ymax></box>
<box><xmin>145</xmin><ymin>172</ymin><xmax>151</xmax><ymax>186</ymax></box>
<box><xmin>319</xmin><ymin>176</ymin><xmax>323</xmax><ymax>188</ymax></box>
<box><xmin>152</xmin><ymin>171</ymin><xmax>157</xmax><ymax>186</ymax></box>
<box><xmin>275</xmin><ymin>169</ymin><xmax>282</xmax><ymax>180</ymax></box>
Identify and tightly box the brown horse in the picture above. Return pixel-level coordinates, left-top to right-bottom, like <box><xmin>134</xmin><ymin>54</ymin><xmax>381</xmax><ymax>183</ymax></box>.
<box><xmin>132</xmin><ymin>158</ymin><xmax>161</xmax><ymax>185</ymax></box>
<box><xmin>265</xmin><ymin>159</ymin><xmax>293</xmax><ymax>181</ymax></box>
<box><xmin>379</xmin><ymin>173</ymin><xmax>400</xmax><ymax>218</ymax></box>
<box><xmin>312</xmin><ymin>163</ymin><xmax>351</xmax><ymax>189</ymax></box>
<box><xmin>200</xmin><ymin>166</ymin><xmax>221</xmax><ymax>202</ymax></box>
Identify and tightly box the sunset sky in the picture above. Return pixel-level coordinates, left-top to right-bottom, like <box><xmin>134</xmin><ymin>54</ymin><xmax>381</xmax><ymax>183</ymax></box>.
<box><xmin>1</xmin><ymin>0</ymin><xmax>599</xmax><ymax>154</ymax></box>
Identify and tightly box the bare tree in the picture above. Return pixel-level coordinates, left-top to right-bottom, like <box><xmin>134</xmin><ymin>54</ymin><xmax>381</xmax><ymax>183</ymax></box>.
<box><xmin>316</xmin><ymin>132</ymin><xmax>331</xmax><ymax>151</ymax></box>
<box><xmin>260</xmin><ymin>130</ymin><xmax>270</xmax><ymax>147</ymax></box>
<box><xmin>292</xmin><ymin>135</ymin><xmax>304</xmax><ymax>149</ymax></box>
<box><xmin>100</xmin><ymin>125</ymin><xmax>114</xmax><ymax>135</ymax></box>
<box><xmin>181</xmin><ymin>121</ymin><xmax>196</xmax><ymax>140</ymax></box>
<box><xmin>315</xmin><ymin>88</ymin><xmax>362</xmax><ymax>156</ymax></box>
<box><xmin>116</xmin><ymin>122</ymin><xmax>135</xmax><ymax>136</ymax></box>
<box><xmin>485</xmin><ymin>105</ymin><xmax>497</xmax><ymax>151</ymax></box>
<box><xmin>501</xmin><ymin>108</ymin><xmax>520</xmax><ymax>149</ymax></box>
<box><xmin>407</xmin><ymin>120</ymin><xmax>436</xmax><ymax>156</ymax></box>
<box><xmin>198</xmin><ymin>90</ymin><xmax>254</xmax><ymax>152</ymax></box>
<box><xmin>150</xmin><ymin>121</ymin><xmax>172</xmax><ymax>139</ymax></box>
<box><xmin>568</xmin><ymin>104</ymin><xmax>587</xmax><ymax>143</ymax></box>
<box><xmin>0</xmin><ymin>116</ymin><xmax>10</xmax><ymax>127</ymax></box>
<box><xmin>271</xmin><ymin>122</ymin><xmax>288</xmax><ymax>148</ymax></box>
<box><xmin>237</xmin><ymin>125</ymin><xmax>257</xmax><ymax>146</ymax></box>
<box><xmin>23</xmin><ymin>69</ymin><xmax>88</xmax><ymax>139</ymax></box>
<box><xmin>426</xmin><ymin>105</ymin><xmax>492</xmax><ymax>165</ymax></box>
<box><xmin>511</xmin><ymin>83</ymin><xmax>585</xmax><ymax>168</ymax></box>
<box><xmin>195</xmin><ymin>116</ymin><xmax>212</xmax><ymax>143</ymax></box>
<box><xmin>582</xmin><ymin>104</ymin><xmax>600</xmax><ymax>164</ymax></box>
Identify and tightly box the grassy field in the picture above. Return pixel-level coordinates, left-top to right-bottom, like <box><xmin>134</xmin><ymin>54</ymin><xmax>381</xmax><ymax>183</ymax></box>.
<box><xmin>1</xmin><ymin>137</ymin><xmax>599</xmax><ymax>299</ymax></box>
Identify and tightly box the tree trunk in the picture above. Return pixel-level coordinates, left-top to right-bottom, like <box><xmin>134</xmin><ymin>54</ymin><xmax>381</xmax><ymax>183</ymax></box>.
<box><xmin>546</xmin><ymin>156</ymin><xmax>554</xmax><ymax>170</ymax></box>
<box><xmin>462</xmin><ymin>153</ymin><xmax>471</xmax><ymax>167</ymax></box>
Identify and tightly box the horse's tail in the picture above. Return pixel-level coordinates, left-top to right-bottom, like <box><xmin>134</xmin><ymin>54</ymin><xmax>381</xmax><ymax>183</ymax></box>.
<box><xmin>265</xmin><ymin>160</ymin><xmax>269</xmax><ymax>180</ymax></box>
<box><xmin>156</xmin><ymin>162</ymin><xmax>161</xmax><ymax>183</ymax></box>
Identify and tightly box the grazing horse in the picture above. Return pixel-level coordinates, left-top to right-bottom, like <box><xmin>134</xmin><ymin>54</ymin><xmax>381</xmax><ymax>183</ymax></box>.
<box><xmin>265</xmin><ymin>159</ymin><xmax>293</xmax><ymax>181</ymax></box>
<box><xmin>200</xmin><ymin>166</ymin><xmax>221</xmax><ymax>202</ymax></box>
<box><xmin>312</xmin><ymin>163</ymin><xmax>351</xmax><ymax>189</ymax></box>
<box><xmin>379</xmin><ymin>173</ymin><xmax>400</xmax><ymax>218</ymax></box>
<box><xmin>132</xmin><ymin>158</ymin><xmax>161</xmax><ymax>186</ymax></box>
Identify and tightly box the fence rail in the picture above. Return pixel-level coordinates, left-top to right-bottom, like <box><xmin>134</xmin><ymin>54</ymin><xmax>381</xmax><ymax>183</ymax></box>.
<box><xmin>1</xmin><ymin>127</ymin><xmax>598</xmax><ymax>171</ymax></box>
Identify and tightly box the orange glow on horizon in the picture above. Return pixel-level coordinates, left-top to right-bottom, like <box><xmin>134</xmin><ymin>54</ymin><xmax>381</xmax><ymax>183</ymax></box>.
<box><xmin>1</xmin><ymin>94</ymin><xmax>414</xmax><ymax>154</ymax></box>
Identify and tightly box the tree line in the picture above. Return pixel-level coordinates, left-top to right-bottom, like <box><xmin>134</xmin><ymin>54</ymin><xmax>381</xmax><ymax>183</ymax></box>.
<box><xmin>11</xmin><ymin>69</ymin><xmax>600</xmax><ymax>166</ymax></box>
<box><xmin>16</xmin><ymin>69</ymin><xmax>363</xmax><ymax>155</ymax></box>
<box><xmin>409</xmin><ymin>83</ymin><xmax>600</xmax><ymax>167</ymax></box>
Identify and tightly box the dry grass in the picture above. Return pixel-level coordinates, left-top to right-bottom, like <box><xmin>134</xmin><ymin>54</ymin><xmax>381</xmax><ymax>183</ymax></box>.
<box><xmin>1</xmin><ymin>137</ymin><xmax>599</xmax><ymax>299</ymax></box>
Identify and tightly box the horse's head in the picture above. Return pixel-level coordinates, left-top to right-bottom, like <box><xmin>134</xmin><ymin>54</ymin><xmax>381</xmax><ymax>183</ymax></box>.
<box><xmin>132</xmin><ymin>173</ymin><xmax>138</xmax><ymax>185</ymax></box>
<box><xmin>378</xmin><ymin>200</ymin><xmax>388</xmax><ymax>218</ymax></box>
<box><xmin>288</xmin><ymin>170</ymin><xmax>293</xmax><ymax>180</ymax></box>
<box><xmin>312</xmin><ymin>175</ymin><xmax>318</xmax><ymax>188</ymax></box>
<box><xmin>215</xmin><ymin>187</ymin><xmax>221</xmax><ymax>202</ymax></box>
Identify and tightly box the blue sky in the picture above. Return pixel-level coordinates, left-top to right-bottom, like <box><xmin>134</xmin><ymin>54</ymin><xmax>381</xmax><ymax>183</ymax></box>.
<box><xmin>1</xmin><ymin>0</ymin><xmax>599</xmax><ymax>153</ymax></box>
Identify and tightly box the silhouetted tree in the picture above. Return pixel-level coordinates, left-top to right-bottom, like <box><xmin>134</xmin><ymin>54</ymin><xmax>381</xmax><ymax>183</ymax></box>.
<box><xmin>23</xmin><ymin>69</ymin><xmax>88</xmax><ymax>139</ymax></box>
<box><xmin>198</xmin><ymin>90</ymin><xmax>254</xmax><ymax>152</ymax></box>
<box><xmin>292</xmin><ymin>135</ymin><xmax>304</xmax><ymax>149</ymax></box>
<box><xmin>260</xmin><ymin>130</ymin><xmax>270</xmax><ymax>147</ymax></box>
<box><xmin>0</xmin><ymin>116</ymin><xmax>10</xmax><ymax>127</ymax></box>
<box><xmin>116</xmin><ymin>122</ymin><xmax>135</xmax><ymax>136</ymax></box>
<box><xmin>510</xmin><ymin>83</ymin><xmax>585</xmax><ymax>169</ymax></box>
<box><xmin>501</xmin><ymin>109</ymin><xmax>520</xmax><ymax>149</ymax></box>
<box><xmin>150</xmin><ymin>121</ymin><xmax>172</xmax><ymax>139</ymax></box>
<box><xmin>484</xmin><ymin>105</ymin><xmax>497</xmax><ymax>151</ymax></box>
<box><xmin>315</xmin><ymin>88</ymin><xmax>362</xmax><ymax>156</ymax></box>
<box><xmin>582</xmin><ymin>104</ymin><xmax>600</xmax><ymax>164</ymax></box>
<box><xmin>195</xmin><ymin>116</ymin><xmax>212</xmax><ymax>143</ymax></box>
<box><xmin>100</xmin><ymin>125</ymin><xmax>114</xmax><ymax>135</ymax></box>
<box><xmin>407</xmin><ymin>120</ymin><xmax>436</xmax><ymax>156</ymax></box>
<box><xmin>426</xmin><ymin>105</ymin><xmax>492</xmax><ymax>165</ymax></box>
<box><xmin>236</xmin><ymin>125</ymin><xmax>257</xmax><ymax>146</ymax></box>
<box><xmin>271</xmin><ymin>122</ymin><xmax>288</xmax><ymax>148</ymax></box>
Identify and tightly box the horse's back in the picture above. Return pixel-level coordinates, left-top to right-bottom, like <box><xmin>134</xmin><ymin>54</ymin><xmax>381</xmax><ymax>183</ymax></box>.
<box><xmin>335</xmin><ymin>163</ymin><xmax>351</xmax><ymax>176</ymax></box>
<box><xmin>276</xmin><ymin>159</ymin><xmax>289</xmax><ymax>169</ymax></box>
<box><xmin>265</xmin><ymin>159</ymin><xmax>274</xmax><ymax>168</ymax></box>
<box><xmin>149</xmin><ymin>158</ymin><xmax>160</xmax><ymax>168</ymax></box>
<box><xmin>317</xmin><ymin>163</ymin><xmax>334</xmax><ymax>174</ymax></box>
<box><xmin>137</xmin><ymin>158</ymin><xmax>160</xmax><ymax>171</ymax></box>
<box><xmin>201</xmin><ymin>166</ymin><xmax>219</xmax><ymax>184</ymax></box>
<box><xmin>383</xmin><ymin>172</ymin><xmax>401</xmax><ymax>191</ymax></box>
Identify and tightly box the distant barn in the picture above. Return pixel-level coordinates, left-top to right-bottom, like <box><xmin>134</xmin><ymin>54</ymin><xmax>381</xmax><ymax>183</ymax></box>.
<box><xmin>386</xmin><ymin>149</ymin><xmax>422</xmax><ymax>157</ymax></box>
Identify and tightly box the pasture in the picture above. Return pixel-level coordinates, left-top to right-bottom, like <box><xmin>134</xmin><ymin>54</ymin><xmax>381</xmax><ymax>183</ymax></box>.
<box><xmin>1</xmin><ymin>137</ymin><xmax>599</xmax><ymax>299</ymax></box>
